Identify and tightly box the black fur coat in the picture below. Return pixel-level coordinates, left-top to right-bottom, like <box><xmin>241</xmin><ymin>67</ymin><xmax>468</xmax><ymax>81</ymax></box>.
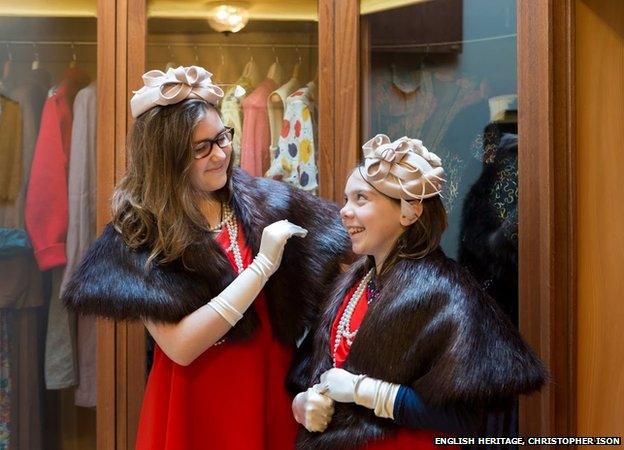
<box><xmin>289</xmin><ymin>251</ymin><xmax>547</xmax><ymax>450</ymax></box>
<box><xmin>62</xmin><ymin>169</ymin><xmax>351</xmax><ymax>345</ymax></box>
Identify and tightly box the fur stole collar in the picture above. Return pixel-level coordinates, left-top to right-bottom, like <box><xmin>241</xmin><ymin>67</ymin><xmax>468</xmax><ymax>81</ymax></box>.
<box><xmin>62</xmin><ymin>169</ymin><xmax>350</xmax><ymax>345</ymax></box>
<box><xmin>294</xmin><ymin>251</ymin><xmax>546</xmax><ymax>450</ymax></box>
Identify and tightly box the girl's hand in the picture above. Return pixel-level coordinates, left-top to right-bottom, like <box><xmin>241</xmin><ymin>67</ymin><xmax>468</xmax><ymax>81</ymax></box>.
<box><xmin>257</xmin><ymin>220</ymin><xmax>308</xmax><ymax>275</ymax></box>
<box><xmin>292</xmin><ymin>387</ymin><xmax>335</xmax><ymax>432</ymax></box>
<box><xmin>319</xmin><ymin>367</ymin><xmax>361</xmax><ymax>403</ymax></box>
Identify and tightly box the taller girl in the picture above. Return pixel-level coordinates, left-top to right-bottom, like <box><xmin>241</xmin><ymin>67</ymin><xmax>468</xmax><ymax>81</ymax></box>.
<box><xmin>62</xmin><ymin>66</ymin><xmax>350</xmax><ymax>450</ymax></box>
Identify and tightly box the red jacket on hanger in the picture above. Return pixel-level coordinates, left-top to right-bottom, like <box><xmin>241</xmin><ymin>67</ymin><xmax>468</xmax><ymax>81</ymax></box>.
<box><xmin>25</xmin><ymin>68</ymin><xmax>90</xmax><ymax>270</ymax></box>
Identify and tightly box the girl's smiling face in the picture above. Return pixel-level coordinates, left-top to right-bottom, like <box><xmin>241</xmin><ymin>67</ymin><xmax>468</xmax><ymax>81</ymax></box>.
<box><xmin>340</xmin><ymin>170</ymin><xmax>409</xmax><ymax>269</ymax></box>
<box><xmin>189</xmin><ymin>108</ymin><xmax>232</xmax><ymax>195</ymax></box>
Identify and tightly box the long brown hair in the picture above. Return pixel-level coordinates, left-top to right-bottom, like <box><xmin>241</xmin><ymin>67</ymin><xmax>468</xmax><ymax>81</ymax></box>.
<box><xmin>111</xmin><ymin>99</ymin><xmax>233</xmax><ymax>267</ymax></box>
<box><xmin>380</xmin><ymin>196</ymin><xmax>447</xmax><ymax>271</ymax></box>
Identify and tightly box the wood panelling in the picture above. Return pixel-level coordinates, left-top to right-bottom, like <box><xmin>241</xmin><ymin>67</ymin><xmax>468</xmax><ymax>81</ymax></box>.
<box><xmin>360</xmin><ymin>16</ymin><xmax>371</xmax><ymax>142</ymax></box>
<box><xmin>319</xmin><ymin>0</ymin><xmax>359</xmax><ymax>202</ymax></box>
<box><xmin>318</xmin><ymin>0</ymin><xmax>335</xmax><ymax>200</ymax></box>
<box><xmin>96</xmin><ymin>0</ymin><xmax>117</xmax><ymax>447</ymax></box>
<box><xmin>576</xmin><ymin>0</ymin><xmax>624</xmax><ymax>435</ymax></box>
<box><xmin>517</xmin><ymin>0</ymin><xmax>577</xmax><ymax>438</ymax></box>
<box><xmin>114</xmin><ymin>1</ymin><xmax>129</xmax><ymax>446</ymax></box>
<box><xmin>334</xmin><ymin>0</ymin><xmax>359</xmax><ymax>201</ymax></box>
<box><xmin>126</xmin><ymin>1</ymin><xmax>147</xmax><ymax>447</ymax></box>
<box><xmin>518</xmin><ymin>0</ymin><xmax>553</xmax><ymax>436</ymax></box>
<box><xmin>552</xmin><ymin>0</ymin><xmax>577</xmax><ymax>436</ymax></box>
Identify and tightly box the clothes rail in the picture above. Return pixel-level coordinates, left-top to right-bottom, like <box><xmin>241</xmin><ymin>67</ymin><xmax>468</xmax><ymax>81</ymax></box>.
<box><xmin>370</xmin><ymin>33</ymin><xmax>517</xmax><ymax>50</ymax></box>
<box><xmin>0</xmin><ymin>40</ymin><xmax>96</xmax><ymax>46</ymax></box>
<box><xmin>149</xmin><ymin>43</ymin><xmax>317</xmax><ymax>49</ymax></box>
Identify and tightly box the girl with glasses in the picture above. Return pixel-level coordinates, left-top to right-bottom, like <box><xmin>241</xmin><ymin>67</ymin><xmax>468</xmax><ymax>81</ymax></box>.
<box><xmin>62</xmin><ymin>66</ymin><xmax>350</xmax><ymax>450</ymax></box>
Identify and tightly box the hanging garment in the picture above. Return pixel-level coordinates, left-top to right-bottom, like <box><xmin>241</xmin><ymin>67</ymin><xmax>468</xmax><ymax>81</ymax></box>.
<box><xmin>267</xmin><ymin>77</ymin><xmax>299</xmax><ymax>162</ymax></box>
<box><xmin>61</xmin><ymin>83</ymin><xmax>98</xmax><ymax>406</ymax></box>
<box><xmin>370</xmin><ymin>59</ymin><xmax>490</xmax><ymax>258</ymax></box>
<box><xmin>0</xmin><ymin>311</ymin><xmax>10</xmax><ymax>449</ymax></box>
<box><xmin>44</xmin><ymin>266</ymin><xmax>75</xmax><ymax>390</ymax></box>
<box><xmin>240</xmin><ymin>78</ymin><xmax>277</xmax><ymax>177</ymax></box>
<box><xmin>135</xmin><ymin>222</ymin><xmax>298</xmax><ymax>450</ymax></box>
<box><xmin>0</xmin><ymin>96</ymin><xmax>22</xmax><ymax>204</ymax></box>
<box><xmin>220</xmin><ymin>77</ymin><xmax>253</xmax><ymax>167</ymax></box>
<box><xmin>0</xmin><ymin>71</ymin><xmax>49</xmax><ymax>230</ymax></box>
<box><xmin>0</xmin><ymin>69</ymin><xmax>51</xmax><ymax>450</ymax></box>
<box><xmin>265</xmin><ymin>82</ymin><xmax>318</xmax><ymax>193</ymax></box>
<box><xmin>0</xmin><ymin>229</ymin><xmax>30</xmax><ymax>259</ymax></box>
<box><xmin>0</xmin><ymin>230</ymin><xmax>45</xmax><ymax>450</ymax></box>
<box><xmin>8</xmin><ymin>306</ymin><xmax>44</xmax><ymax>450</ymax></box>
<box><xmin>24</xmin><ymin>69</ymin><xmax>90</xmax><ymax>271</ymax></box>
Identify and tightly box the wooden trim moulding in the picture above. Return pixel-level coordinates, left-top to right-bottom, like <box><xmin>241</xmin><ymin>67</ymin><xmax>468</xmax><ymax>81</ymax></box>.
<box><xmin>517</xmin><ymin>0</ymin><xmax>576</xmax><ymax>440</ymax></box>
<box><xmin>96</xmin><ymin>0</ymin><xmax>117</xmax><ymax>448</ymax></box>
<box><xmin>125</xmin><ymin>0</ymin><xmax>148</xmax><ymax>448</ymax></box>
<box><xmin>318</xmin><ymin>0</ymin><xmax>335</xmax><ymax>200</ymax></box>
<box><xmin>333</xmin><ymin>0</ymin><xmax>360</xmax><ymax>201</ymax></box>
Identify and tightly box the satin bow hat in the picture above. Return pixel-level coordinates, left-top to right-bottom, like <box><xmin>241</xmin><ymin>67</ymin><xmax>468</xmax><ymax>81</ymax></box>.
<box><xmin>130</xmin><ymin>65</ymin><xmax>225</xmax><ymax>118</ymax></box>
<box><xmin>361</xmin><ymin>134</ymin><xmax>446</xmax><ymax>220</ymax></box>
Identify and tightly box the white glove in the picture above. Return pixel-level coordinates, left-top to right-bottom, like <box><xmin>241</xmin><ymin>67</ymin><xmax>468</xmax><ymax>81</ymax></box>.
<box><xmin>292</xmin><ymin>387</ymin><xmax>335</xmax><ymax>432</ymax></box>
<box><xmin>319</xmin><ymin>367</ymin><xmax>400</xmax><ymax>419</ymax></box>
<box><xmin>208</xmin><ymin>220</ymin><xmax>307</xmax><ymax>326</ymax></box>
<box><xmin>256</xmin><ymin>220</ymin><xmax>308</xmax><ymax>279</ymax></box>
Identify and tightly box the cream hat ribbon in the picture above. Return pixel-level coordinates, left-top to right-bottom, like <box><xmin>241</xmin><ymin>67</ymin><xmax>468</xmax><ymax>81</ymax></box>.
<box><xmin>130</xmin><ymin>65</ymin><xmax>224</xmax><ymax>118</ymax></box>
<box><xmin>361</xmin><ymin>134</ymin><xmax>446</xmax><ymax>220</ymax></box>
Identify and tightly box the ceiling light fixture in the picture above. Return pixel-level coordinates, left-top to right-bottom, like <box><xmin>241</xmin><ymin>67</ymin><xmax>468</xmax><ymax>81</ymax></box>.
<box><xmin>206</xmin><ymin>2</ymin><xmax>250</xmax><ymax>34</ymax></box>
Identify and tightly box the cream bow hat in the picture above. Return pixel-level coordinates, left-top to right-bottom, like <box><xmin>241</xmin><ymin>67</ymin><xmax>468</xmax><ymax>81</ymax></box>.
<box><xmin>360</xmin><ymin>134</ymin><xmax>446</xmax><ymax>220</ymax></box>
<box><xmin>130</xmin><ymin>65</ymin><xmax>225</xmax><ymax>118</ymax></box>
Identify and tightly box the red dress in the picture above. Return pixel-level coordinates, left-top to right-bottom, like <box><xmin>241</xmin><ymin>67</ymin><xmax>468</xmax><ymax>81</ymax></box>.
<box><xmin>330</xmin><ymin>283</ymin><xmax>457</xmax><ymax>450</ymax></box>
<box><xmin>135</xmin><ymin>221</ymin><xmax>298</xmax><ymax>450</ymax></box>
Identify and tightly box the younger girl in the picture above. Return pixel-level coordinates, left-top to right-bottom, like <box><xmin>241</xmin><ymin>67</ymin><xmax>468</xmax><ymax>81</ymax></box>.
<box><xmin>291</xmin><ymin>134</ymin><xmax>546</xmax><ymax>450</ymax></box>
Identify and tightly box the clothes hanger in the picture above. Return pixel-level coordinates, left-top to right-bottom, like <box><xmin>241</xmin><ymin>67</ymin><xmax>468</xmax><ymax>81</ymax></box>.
<box><xmin>421</xmin><ymin>44</ymin><xmax>430</xmax><ymax>71</ymax></box>
<box><xmin>3</xmin><ymin>43</ymin><xmax>13</xmax><ymax>81</ymax></box>
<box><xmin>31</xmin><ymin>43</ymin><xmax>40</xmax><ymax>70</ymax></box>
<box><xmin>241</xmin><ymin>46</ymin><xmax>260</xmax><ymax>86</ymax></box>
<box><xmin>291</xmin><ymin>47</ymin><xmax>302</xmax><ymax>80</ymax></box>
<box><xmin>266</xmin><ymin>47</ymin><xmax>282</xmax><ymax>85</ymax></box>
<box><xmin>212</xmin><ymin>46</ymin><xmax>226</xmax><ymax>82</ymax></box>
<box><xmin>193</xmin><ymin>45</ymin><xmax>200</xmax><ymax>66</ymax></box>
<box><xmin>165</xmin><ymin>45</ymin><xmax>178</xmax><ymax>71</ymax></box>
<box><xmin>68</xmin><ymin>43</ymin><xmax>78</xmax><ymax>68</ymax></box>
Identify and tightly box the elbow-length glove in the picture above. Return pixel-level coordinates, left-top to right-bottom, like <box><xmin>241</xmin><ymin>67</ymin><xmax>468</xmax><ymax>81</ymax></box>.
<box><xmin>208</xmin><ymin>220</ymin><xmax>307</xmax><ymax>325</ymax></box>
<box><xmin>319</xmin><ymin>367</ymin><xmax>400</xmax><ymax>419</ymax></box>
<box><xmin>292</xmin><ymin>387</ymin><xmax>335</xmax><ymax>432</ymax></box>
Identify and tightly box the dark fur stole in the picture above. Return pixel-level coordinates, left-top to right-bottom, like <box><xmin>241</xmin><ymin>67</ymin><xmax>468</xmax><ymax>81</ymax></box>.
<box><xmin>292</xmin><ymin>251</ymin><xmax>547</xmax><ymax>450</ymax></box>
<box><xmin>62</xmin><ymin>169</ymin><xmax>350</xmax><ymax>345</ymax></box>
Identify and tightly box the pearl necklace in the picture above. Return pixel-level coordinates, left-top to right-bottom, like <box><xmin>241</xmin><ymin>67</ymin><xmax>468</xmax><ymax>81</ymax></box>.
<box><xmin>332</xmin><ymin>268</ymin><xmax>375</xmax><ymax>367</ymax></box>
<box><xmin>212</xmin><ymin>203</ymin><xmax>243</xmax><ymax>347</ymax></box>
<box><xmin>221</xmin><ymin>203</ymin><xmax>244</xmax><ymax>274</ymax></box>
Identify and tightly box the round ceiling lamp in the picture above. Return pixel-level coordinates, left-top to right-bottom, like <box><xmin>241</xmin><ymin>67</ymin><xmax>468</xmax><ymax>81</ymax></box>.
<box><xmin>206</xmin><ymin>2</ymin><xmax>250</xmax><ymax>34</ymax></box>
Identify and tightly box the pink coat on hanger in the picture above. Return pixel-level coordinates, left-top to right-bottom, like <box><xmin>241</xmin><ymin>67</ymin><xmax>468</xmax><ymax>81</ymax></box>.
<box><xmin>240</xmin><ymin>78</ymin><xmax>277</xmax><ymax>177</ymax></box>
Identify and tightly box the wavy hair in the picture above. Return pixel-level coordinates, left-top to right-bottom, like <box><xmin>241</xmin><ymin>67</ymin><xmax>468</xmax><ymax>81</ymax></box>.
<box><xmin>111</xmin><ymin>99</ymin><xmax>233</xmax><ymax>267</ymax></box>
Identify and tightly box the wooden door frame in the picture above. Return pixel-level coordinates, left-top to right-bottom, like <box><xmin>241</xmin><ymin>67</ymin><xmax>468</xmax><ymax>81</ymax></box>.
<box><xmin>517</xmin><ymin>0</ymin><xmax>577</xmax><ymax>439</ymax></box>
<box><xmin>96</xmin><ymin>0</ymin><xmax>117</xmax><ymax>447</ymax></box>
<box><xmin>96</xmin><ymin>0</ymin><xmax>147</xmax><ymax>449</ymax></box>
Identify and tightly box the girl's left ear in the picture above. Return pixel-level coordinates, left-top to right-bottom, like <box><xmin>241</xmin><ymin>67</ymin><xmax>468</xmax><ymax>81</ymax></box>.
<box><xmin>399</xmin><ymin>199</ymin><xmax>423</xmax><ymax>227</ymax></box>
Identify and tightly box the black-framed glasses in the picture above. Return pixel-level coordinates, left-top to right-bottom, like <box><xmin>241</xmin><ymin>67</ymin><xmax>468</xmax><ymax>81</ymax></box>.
<box><xmin>193</xmin><ymin>126</ymin><xmax>235</xmax><ymax>159</ymax></box>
